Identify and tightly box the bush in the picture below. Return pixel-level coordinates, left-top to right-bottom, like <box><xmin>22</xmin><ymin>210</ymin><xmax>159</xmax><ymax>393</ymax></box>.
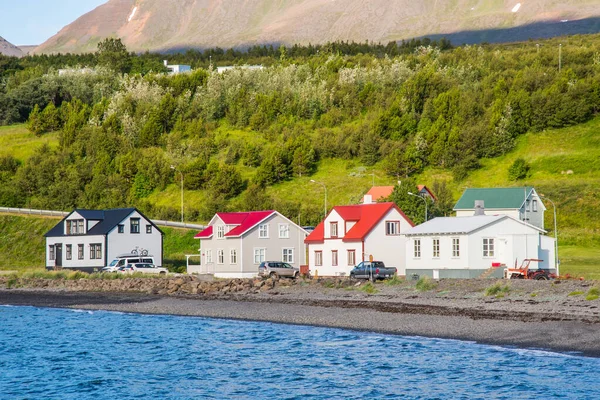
<box><xmin>586</xmin><ymin>287</ymin><xmax>599</xmax><ymax>301</ymax></box>
<box><xmin>360</xmin><ymin>282</ymin><xmax>378</xmax><ymax>294</ymax></box>
<box><xmin>485</xmin><ymin>282</ymin><xmax>511</xmax><ymax>297</ymax></box>
<box><xmin>415</xmin><ymin>276</ymin><xmax>437</xmax><ymax>291</ymax></box>
<box><xmin>508</xmin><ymin>158</ymin><xmax>530</xmax><ymax>181</ymax></box>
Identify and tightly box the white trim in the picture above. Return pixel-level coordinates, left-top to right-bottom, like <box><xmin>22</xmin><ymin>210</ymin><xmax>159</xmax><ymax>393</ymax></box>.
<box><xmin>258</xmin><ymin>224</ymin><xmax>269</xmax><ymax>239</ymax></box>
<box><xmin>282</xmin><ymin>247</ymin><xmax>294</xmax><ymax>263</ymax></box>
<box><xmin>230</xmin><ymin>248</ymin><xmax>237</xmax><ymax>264</ymax></box>
<box><xmin>214</xmin><ymin>272</ymin><xmax>259</xmax><ymax>279</ymax></box>
<box><xmin>217</xmin><ymin>249</ymin><xmax>224</xmax><ymax>264</ymax></box>
<box><xmin>279</xmin><ymin>223</ymin><xmax>290</xmax><ymax>239</ymax></box>
<box><xmin>254</xmin><ymin>247</ymin><xmax>266</xmax><ymax>264</ymax></box>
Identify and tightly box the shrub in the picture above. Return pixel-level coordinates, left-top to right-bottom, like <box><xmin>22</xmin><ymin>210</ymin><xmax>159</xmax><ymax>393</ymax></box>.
<box><xmin>568</xmin><ymin>290</ymin><xmax>585</xmax><ymax>296</ymax></box>
<box><xmin>508</xmin><ymin>158</ymin><xmax>530</xmax><ymax>181</ymax></box>
<box><xmin>586</xmin><ymin>287</ymin><xmax>599</xmax><ymax>300</ymax></box>
<box><xmin>360</xmin><ymin>282</ymin><xmax>378</xmax><ymax>294</ymax></box>
<box><xmin>385</xmin><ymin>275</ymin><xmax>405</xmax><ymax>286</ymax></box>
<box><xmin>485</xmin><ymin>282</ymin><xmax>511</xmax><ymax>296</ymax></box>
<box><xmin>415</xmin><ymin>276</ymin><xmax>437</xmax><ymax>291</ymax></box>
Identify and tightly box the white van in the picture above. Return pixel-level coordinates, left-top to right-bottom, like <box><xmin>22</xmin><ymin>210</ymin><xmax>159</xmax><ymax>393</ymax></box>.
<box><xmin>102</xmin><ymin>254</ymin><xmax>156</xmax><ymax>272</ymax></box>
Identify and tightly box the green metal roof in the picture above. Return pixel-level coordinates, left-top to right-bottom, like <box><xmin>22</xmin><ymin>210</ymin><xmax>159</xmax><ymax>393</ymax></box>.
<box><xmin>453</xmin><ymin>187</ymin><xmax>534</xmax><ymax>210</ymax></box>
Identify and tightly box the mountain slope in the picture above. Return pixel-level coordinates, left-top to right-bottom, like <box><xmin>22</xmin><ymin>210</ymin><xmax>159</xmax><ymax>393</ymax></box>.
<box><xmin>0</xmin><ymin>36</ymin><xmax>24</xmax><ymax>57</ymax></box>
<box><xmin>34</xmin><ymin>0</ymin><xmax>600</xmax><ymax>54</ymax></box>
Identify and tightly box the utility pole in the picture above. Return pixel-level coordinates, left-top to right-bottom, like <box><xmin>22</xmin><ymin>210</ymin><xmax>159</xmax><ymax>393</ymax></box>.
<box><xmin>559</xmin><ymin>44</ymin><xmax>562</xmax><ymax>72</ymax></box>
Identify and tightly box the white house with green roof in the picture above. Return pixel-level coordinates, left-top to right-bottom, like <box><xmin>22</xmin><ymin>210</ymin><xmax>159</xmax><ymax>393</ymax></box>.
<box><xmin>453</xmin><ymin>187</ymin><xmax>545</xmax><ymax>230</ymax></box>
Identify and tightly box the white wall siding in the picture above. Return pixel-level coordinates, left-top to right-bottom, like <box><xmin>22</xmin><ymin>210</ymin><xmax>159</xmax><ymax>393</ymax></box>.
<box><xmin>46</xmin><ymin>235</ymin><xmax>106</xmax><ymax>269</ymax></box>
<box><xmin>106</xmin><ymin>210</ymin><xmax>163</xmax><ymax>266</ymax></box>
<box><xmin>364</xmin><ymin>209</ymin><xmax>412</xmax><ymax>275</ymax></box>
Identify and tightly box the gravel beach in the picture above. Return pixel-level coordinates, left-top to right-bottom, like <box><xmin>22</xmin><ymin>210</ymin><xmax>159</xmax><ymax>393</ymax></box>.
<box><xmin>2</xmin><ymin>277</ymin><xmax>600</xmax><ymax>357</ymax></box>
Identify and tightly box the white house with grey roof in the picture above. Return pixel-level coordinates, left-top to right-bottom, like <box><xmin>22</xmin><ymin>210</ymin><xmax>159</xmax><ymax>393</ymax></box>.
<box><xmin>454</xmin><ymin>187</ymin><xmax>546</xmax><ymax>230</ymax></box>
<box><xmin>45</xmin><ymin>208</ymin><xmax>163</xmax><ymax>272</ymax></box>
<box><xmin>403</xmin><ymin>214</ymin><xmax>556</xmax><ymax>279</ymax></box>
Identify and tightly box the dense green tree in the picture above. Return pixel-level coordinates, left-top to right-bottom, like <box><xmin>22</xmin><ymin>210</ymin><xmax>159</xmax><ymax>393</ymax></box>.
<box><xmin>508</xmin><ymin>158</ymin><xmax>530</xmax><ymax>181</ymax></box>
<box><xmin>96</xmin><ymin>38</ymin><xmax>132</xmax><ymax>74</ymax></box>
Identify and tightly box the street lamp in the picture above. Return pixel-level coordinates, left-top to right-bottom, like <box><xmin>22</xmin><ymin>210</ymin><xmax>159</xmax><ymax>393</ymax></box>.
<box><xmin>171</xmin><ymin>165</ymin><xmax>184</xmax><ymax>223</ymax></box>
<box><xmin>310</xmin><ymin>180</ymin><xmax>327</xmax><ymax>219</ymax></box>
<box><xmin>408</xmin><ymin>191</ymin><xmax>427</xmax><ymax>223</ymax></box>
<box><xmin>540</xmin><ymin>194</ymin><xmax>559</xmax><ymax>276</ymax></box>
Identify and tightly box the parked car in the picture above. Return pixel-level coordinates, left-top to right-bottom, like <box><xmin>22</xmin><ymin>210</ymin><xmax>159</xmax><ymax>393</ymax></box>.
<box><xmin>117</xmin><ymin>263</ymin><xmax>168</xmax><ymax>275</ymax></box>
<box><xmin>349</xmin><ymin>261</ymin><xmax>397</xmax><ymax>281</ymax></box>
<box><xmin>106</xmin><ymin>254</ymin><xmax>156</xmax><ymax>271</ymax></box>
<box><xmin>258</xmin><ymin>261</ymin><xmax>300</xmax><ymax>279</ymax></box>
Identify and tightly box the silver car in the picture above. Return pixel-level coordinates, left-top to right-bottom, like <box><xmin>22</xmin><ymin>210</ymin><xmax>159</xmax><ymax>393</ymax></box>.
<box><xmin>258</xmin><ymin>261</ymin><xmax>299</xmax><ymax>279</ymax></box>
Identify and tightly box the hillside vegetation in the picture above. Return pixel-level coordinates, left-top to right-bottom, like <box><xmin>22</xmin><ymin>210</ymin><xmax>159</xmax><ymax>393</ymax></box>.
<box><xmin>0</xmin><ymin>35</ymin><xmax>600</xmax><ymax>276</ymax></box>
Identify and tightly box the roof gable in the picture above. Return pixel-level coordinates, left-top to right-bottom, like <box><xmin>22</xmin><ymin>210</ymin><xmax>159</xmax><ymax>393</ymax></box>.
<box><xmin>454</xmin><ymin>187</ymin><xmax>534</xmax><ymax>210</ymax></box>
<box><xmin>305</xmin><ymin>202</ymin><xmax>414</xmax><ymax>243</ymax></box>
<box><xmin>225</xmin><ymin>211</ymin><xmax>275</xmax><ymax>237</ymax></box>
<box><xmin>45</xmin><ymin>208</ymin><xmax>163</xmax><ymax>237</ymax></box>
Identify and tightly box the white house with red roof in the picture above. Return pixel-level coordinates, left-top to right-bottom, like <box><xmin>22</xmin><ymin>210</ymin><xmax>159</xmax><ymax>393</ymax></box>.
<box><xmin>304</xmin><ymin>202</ymin><xmax>414</xmax><ymax>277</ymax></box>
<box><xmin>191</xmin><ymin>210</ymin><xmax>308</xmax><ymax>278</ymax></box>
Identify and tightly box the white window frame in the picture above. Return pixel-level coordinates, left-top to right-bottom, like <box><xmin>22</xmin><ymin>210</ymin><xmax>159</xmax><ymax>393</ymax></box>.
<box><xmin>230</xmin><ymin>249</ymin><xmax>237</xmax><ymax>264</ymax></box>
<box><xmin>254</xmin><ymin>248</ymin><xmax>266</xmax><ymax>264</ymax></box>
<box><xmin>279</xmin><ymin>223</ymin><xmax>290</xmax><ymax>239</ymax></box>
<box><xmin>78</xmin><ymin>244</ymin><xmax>84</xmax><ymax>260</ymax></box>
<box><xmin>347</xmin><ymin>250</ymin><xmax>356</xmax><ymax>266</ymax></box>
<box><xmin>217</xmin><ymin>249</ymin><xmax>224</xmax><ymax>264</ymax></box>
<box><xmin>90</xmin><ymin>244</ymin><xmax>102</xmax><ymax>260</ymax></box>
<box><xmin>414</xmin><ymin>239</ymin><xmax>421</xmax><ymax>258</ymax></box>
<box><xmin>386</xmin><ymin>221</ymin><xmax>400</xmax><ymax>236</ymax></box>
<box><xmin>49</xmin><ymin>245</ymin><xmax>55</xmax><ymax>261</ymax></box>
<box><xmin>258</xmin><ymin>224</ymin><xmax>269</xmax><ymax>238</ymax></box>
<box><xmin>283</xmin><ymin>248</ymin><xmax>294</xmax><ymax>263</ymax></box>
<box><xmin>217</xmin><ymin>225</ymin><xmax>225</xmax><ymax>239</ymax></box>
<box><xmin>206</xmin><ymin>249</ymin><xmax>213</xmax><ymax>264</ymax></box>
<box><xmin>66</xmin><ymin>244</ymin><xmax>72</xmax><ymax>260</ymax></box>
<box><xmin>532</xmin><ymin>199</ymin><xmax>538</xmax><ymax>212</ymax></box>
<box><xmin>331</xmin><ymin>250</ymin><xmax>338</xmax><ymax>266</ymax></box>
<box><xmin>330</xmin><ymin>222</ymin><xmax>338</xmax><ymax>238</ymax></box>
<box><xmin>483</xmin><ymin>238</ymin><xmax>495</xmax><ymax>258</ymax></box>
<box><xmin>315</xmin><ymin>251</ymin><xmax>323</xmax><ymax>267</ymax></box>
<box><xmin>432</xmin><ymin>238</ymin><xmax>440</xmax><ymax>258</ymax></box>
<box><xmin>452</xmin><ymin>238</ymin><xmax>460</xmax><ymax>258</ymax></box>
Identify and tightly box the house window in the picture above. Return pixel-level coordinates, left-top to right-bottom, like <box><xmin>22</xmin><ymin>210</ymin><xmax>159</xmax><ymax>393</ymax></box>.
<box><xmin>483</xmin><ymin>238</ymin><xmax>495</xmax><ymax>257</ymax></box>
<box><xmin>206</xmin><ymin>250</ymin><xmax>213</xmax><ymax>263</ymax></box>
<box><xmin>432</xmin><ymin>239</ymin><xmax>440</xmax><ymax>258</ymax></box>
<box><xmin>532</xmin><ymin>200</ymin><xmax>538</xmax><ymax>212</ymax></box>
<box><xmin>146</xmin><ymin>225</ymin><xmax>152</xmax><ymax>234</ymax></box>
<box><xmin>347</xmin><ymin>250</ymin><xmax>356</xmax><ymax>266</ymax></box>
<box><xmin>118</xmin><ymin>224</ymin><xmax>124</xmax><ymax>233</ymax></box>
<box><xmin>130</xmin><ymin>218</ymin><xmax>140</xmax><ymax>234</ymax></box>
<box><xmin>452</xmin><ymin>238</ymin><xmax>460</xmax><ymax>257</ymax></box>
<box><xmin>414</xmin><ymin>239</ymin><xmax>421</xmax><ymax>258</ymax></box>
<box><xmin>332</xmin><ymin>250</ymin><xmax>338</xmax><ymax>266</ymax></box>
<box><xmin>254</xmin><ymin>248</ymin><xmax>266</xmax><ymax>264</ymax></box>
<box><xmin>526</xmin><ymin>201</ymin><xmax>531</xmax><ymax>212</ymax></box>
<box><xmin>90</xmin><ymin>244</ymin><xmax>102</xmax><ymax>260</ymax></box>
<box><xmin>330</xmin><ymin>222</ymin><xmax>338</xmax><ymax>238</ymax></box>
<box><xmin>49</xmin><ymin>245</ymin><xmax>55</xmax><ymax>260</ymax></box>
<box><xmin>279</xmin><ymin>224</ymin><xmax>290</xmax><ymax>239</ymax></box>
<box><xmin>217</xmin><ymin>249</ymin><xmax>224</xmax><ymax>264</ymax></box>
<box><xmin>66</xmin><ymin>244</ymin><xmax>72</xmax><ymax>260</ymax></box>
<box><xmin>78</xmin><ymin>244</ymin><xmax>84</xmax><ymax>260</ymax></box>
<box><xmin>258</xmin><ymin>224</ymin><xmax>269</xmax><ymax>238</ymax></box>
<box><xmin>283</xmin><ymin>248</ymin><xmax>294</xmax><ymax>263</ymax></box>
<box><xmin>386</xmin><ymin>221</ymin><xmax>400</xmax><ymax>235</ymax></box>
<box><xmin>315</xmin><ymin>251</ymin><xmax>323</xmax><ymax>267</ymax></box>
<box><xmin>217</xmin><ymin>226</ymin><xmax>225</xmax><ymax>239</ymax></box>
<box><xmin>230</xmin><ymin>249</ymin><xmax>237</xmax><ymax>264</ymax></box>
<box><xmin>67</xmin><ymin>219</ymin><xmax>85</xmax><ymax>234</ymax></box>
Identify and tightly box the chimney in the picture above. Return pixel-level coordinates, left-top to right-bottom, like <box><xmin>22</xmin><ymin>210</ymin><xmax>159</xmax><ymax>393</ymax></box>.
<box><xmin>163</xmin><ymin>60</ymin><xmax>168</xmax><ymax>67</ymax></box>
<box><xmin>474</xmin><ymin>200</ymin><xmax>485</xmax><ymax>216</ymax></box>
<box><xmin>363</xmin><ymin>194</ymin><xmax>374</xmax><ymax>204</ymax></box>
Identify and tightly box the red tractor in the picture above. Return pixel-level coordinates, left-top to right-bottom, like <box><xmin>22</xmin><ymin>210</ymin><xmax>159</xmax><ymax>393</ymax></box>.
<box><xmin>504</xmin><ymin>259</ymin><xmax>555</xmax><ymax>280</ymax></box>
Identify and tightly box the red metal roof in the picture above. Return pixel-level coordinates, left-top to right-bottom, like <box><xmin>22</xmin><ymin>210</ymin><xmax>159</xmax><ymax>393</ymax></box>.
<box><xmin>194</xmin><ymin>226</ymin><xmax>213</xmax><ymax>239</ymax></box>
<box><xmin>305</xmin><ymin>202</ymin><xmax>413</xmax><ymax>243</ymax></box>
<box><xmin>366</xmin><ymin>186</ymin><xmax>395</xmax><ymax>200</ymax></box>
<box><xmin>224</xmin><ymin>211</ymin><xmax>275</xmax><ymax>237</ymax></box>
<box><xmin>194</xmin><ymin>211</ymin><xmax>276</xmax><ymax>239</ymax></box>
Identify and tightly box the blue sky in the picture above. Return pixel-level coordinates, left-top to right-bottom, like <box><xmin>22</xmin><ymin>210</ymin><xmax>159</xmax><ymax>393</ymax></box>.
<box><xmin>0</xmin><ymin>0</ymin><xmax>107</xmax><ymax>45</ymax></box>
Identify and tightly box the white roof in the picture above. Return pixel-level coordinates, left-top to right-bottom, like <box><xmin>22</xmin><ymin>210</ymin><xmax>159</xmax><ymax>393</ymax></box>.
<box><xmin>403</xmin><ymin>215</ymin><xmax>544</xmax><ymax>236</ymax></box>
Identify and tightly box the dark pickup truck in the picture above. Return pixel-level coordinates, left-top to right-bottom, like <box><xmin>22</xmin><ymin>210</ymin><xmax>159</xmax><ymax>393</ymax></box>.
<box><xmin>349</xmin><ymin>261</ymin><xmax>397</xmax><ymax>281</ymax></box>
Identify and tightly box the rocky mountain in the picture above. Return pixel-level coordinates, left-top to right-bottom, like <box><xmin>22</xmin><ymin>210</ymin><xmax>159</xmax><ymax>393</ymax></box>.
<box><xmin>34</xmin><ymin>0</ymin><xmax>600</xmax><ymax>54</ymax></box>
<box><xmin>0</xmin><ymin>36</ymin><xmax>24</xmax><ymax>57</ymax></box>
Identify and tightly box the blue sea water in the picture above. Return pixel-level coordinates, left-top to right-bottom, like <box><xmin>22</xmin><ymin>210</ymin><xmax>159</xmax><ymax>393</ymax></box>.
<box><xmin>0</xmin><ymin>306</ymin><xmax>599</xmax><ymax>399</ymax></box>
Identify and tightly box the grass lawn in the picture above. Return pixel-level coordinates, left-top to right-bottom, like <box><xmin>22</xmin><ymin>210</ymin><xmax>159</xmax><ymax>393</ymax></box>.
<box><xmin>0</xmin><ymin>124</ymin><xmax>59</xmax><ymax>161</ymax></box>
<box><xmin>559</xmin><ymin>245</ymin><xmax>600</xmax><ymax>280</ymax></box>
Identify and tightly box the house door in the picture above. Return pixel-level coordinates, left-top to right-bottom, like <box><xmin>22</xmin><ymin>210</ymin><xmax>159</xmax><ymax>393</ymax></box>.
<box><xmin>55</xmin><ymin>244</ymin><xmax>63</xmax><ymax>267</ymax></box>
